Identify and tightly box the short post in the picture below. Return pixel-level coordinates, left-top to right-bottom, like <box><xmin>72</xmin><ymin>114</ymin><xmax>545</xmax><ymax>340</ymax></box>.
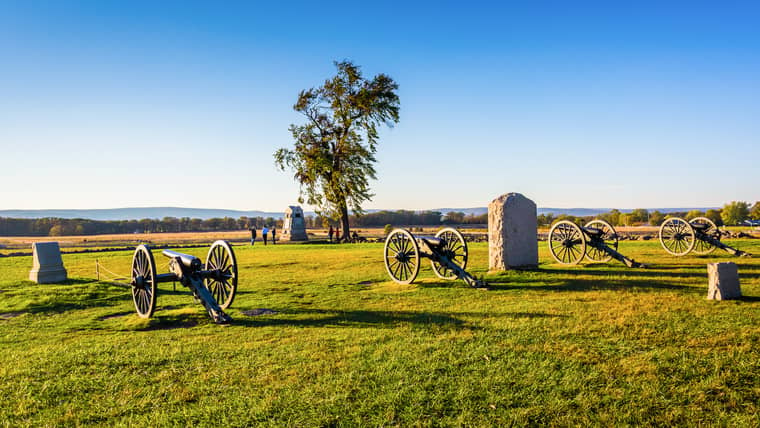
<box><xmin>96</xmin><ymin>259</ymin><xmax>100</xmax><ymax>281</ymax></box>
<box><xmin>707</xmin><ymin>262</ymin><xmax>742</xmax><ymax>300</ymax></box>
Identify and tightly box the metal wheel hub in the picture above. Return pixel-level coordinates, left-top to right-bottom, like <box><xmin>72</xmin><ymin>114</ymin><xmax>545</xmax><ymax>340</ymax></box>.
<box><xmin>132</xmin><ymin>275</ymin><xmax>146</xmax><ymax>289</ymax></box>
<box><xmin>395</xmin><ymin>252</ymin><xmax>409</xmax><ymax>263</ymax></box>
<box><xmin>209</xmin><ymin>269</ymin><xmax>226</xmax><ymax>281</ymax></box>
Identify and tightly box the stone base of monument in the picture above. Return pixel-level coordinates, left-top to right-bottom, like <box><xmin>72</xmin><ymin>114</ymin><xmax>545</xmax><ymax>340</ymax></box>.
<box><xmin>707</xmin><ymin>262</ymin><xmax>741</xmax><ymax>300</ymax></box>
<box><xmin>281</xmin><ymin>232</ymin><xmax>309</xmax><ymax>242</ymax></box>
<box><xmin>29</xmin><ymin>242</ymin><xmax>68</xmax><ymax>284</ymax></box>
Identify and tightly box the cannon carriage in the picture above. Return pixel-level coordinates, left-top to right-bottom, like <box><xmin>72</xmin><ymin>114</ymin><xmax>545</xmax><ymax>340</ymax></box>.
<box><xmin>130</xmin><ymin>240</ymin><xmax>238</xmax><ymax>323</ymax></box>
<box><xmin>383</xmin><ymin>227</ymin><xmax>485</xmax><ymax>287</ymax></box>
<box><xmin>658</xmin><ymin>216</ymin><xmax>751</xmax><ymax>257</ymax></box>
<box><xmin>548</xmin><ymin>219</ymin><xmax>644</xmax><ymax>268</ymax></box>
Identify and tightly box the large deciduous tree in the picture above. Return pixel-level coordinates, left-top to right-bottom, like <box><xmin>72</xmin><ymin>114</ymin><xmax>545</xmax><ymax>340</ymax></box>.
<box><xmin>274</xmin><ymin>60</ymin><xmax>400</xmax><ymax>241</ymax></box>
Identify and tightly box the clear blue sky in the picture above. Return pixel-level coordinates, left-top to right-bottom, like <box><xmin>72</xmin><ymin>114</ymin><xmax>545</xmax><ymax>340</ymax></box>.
<box><xmin>1</xmin><ymin>1</ymin><xmax>758</xmax><ymax>212</ymax></box>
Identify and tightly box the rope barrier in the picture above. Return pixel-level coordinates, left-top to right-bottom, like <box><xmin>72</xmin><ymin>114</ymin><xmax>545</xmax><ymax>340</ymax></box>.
<box><xmin>95</xmin><ymin>259</ymin><xmax>131</xmax><ymax>287</ymax></box>
<box><xmin>94</xmin><ymin>259</ymin><xmax>177</xmax><ymax>290</ymax></box>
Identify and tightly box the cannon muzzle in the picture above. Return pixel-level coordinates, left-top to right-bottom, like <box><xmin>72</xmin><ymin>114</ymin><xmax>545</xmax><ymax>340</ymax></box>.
<box><xmin>162</xmin><ymin>249</ymin><xmax>202</xmax><ymax>270</ymax></box>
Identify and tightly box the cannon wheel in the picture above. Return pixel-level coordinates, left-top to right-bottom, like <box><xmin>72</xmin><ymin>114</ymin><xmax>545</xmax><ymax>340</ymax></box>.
<box><xmin>204</xmin><ymin>240</ymin><xmax>238</xmax><ymax>310</ymax></box>
<box><xmin>659</xmin><ymin>217</ymin><xmax>696</xmax><ymax>256</ymax></box>
<box><xmin>548</xmin><ymin>221</ymin><xmax>586</xmax><ymax>265</ymax></box>
<box><xmin>431</xmin><ymin>227</ymin><xmax>469</xmax><ymax>280</ymax></box>
<box><xmin>384</xmin><ymin>229</ymin><xmax>420</xmax><ymax>284</ymax></box>
<box><xmin>690</xmin><ymin>217</ymin><xmax>719</xmax><ymax>255</ymax></box>
<box><xmin>131</xmin><ymin>244</ymin><xmax>157</xmax><ymax>318</ymax></box>
<box><xmin>583</xmin><ymin>219</ymin><xmax>618</xmax><ymax>263</ymax></box>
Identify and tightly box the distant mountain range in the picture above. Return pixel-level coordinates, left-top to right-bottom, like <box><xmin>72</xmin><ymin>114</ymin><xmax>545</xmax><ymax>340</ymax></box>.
<box><xmin>0</xmin><ymin>206</ymin><xmax>718</xmax><ymax>221</ymax></box>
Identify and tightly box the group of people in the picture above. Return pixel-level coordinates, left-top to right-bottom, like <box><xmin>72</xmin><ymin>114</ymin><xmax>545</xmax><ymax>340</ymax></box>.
<box><xmin>328</xmin><ymin>225</ymin><xmax>363</xmax><ymax>243</ymax></box>
<box><xmin>250</xmin><ymin>224</ymin><xmax>361</xmax><ymax>245</ymax></box>
<box><xmin>249</xmin><ymin>226</ymin><xmax>276</xmax><ymax>245</ymax></box>
<box><xmin>327</xmin><ymin>225</ymin><xmax>340</xmax><ymax>242</ymax></box>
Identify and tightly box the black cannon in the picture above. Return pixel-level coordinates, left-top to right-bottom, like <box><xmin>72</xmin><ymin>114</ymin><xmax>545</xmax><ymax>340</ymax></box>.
<box><xmin>383</xmin><ymin>227</ymin><xmax>485</xmax><ymax>287</ymax></box>
<box><xmin>658</xmin><ymin>216</ymin><xmax>751</xmax><ymax>257</ymax></box>
<box><xmin>548</xmin><ymin>219</ymin><xmax>644</xmax><ymax>268</ymax></box>
<box><xmin>130</xmin><ymin>240</ymin><xmax>238</xmax><ymax>323</ymax></box>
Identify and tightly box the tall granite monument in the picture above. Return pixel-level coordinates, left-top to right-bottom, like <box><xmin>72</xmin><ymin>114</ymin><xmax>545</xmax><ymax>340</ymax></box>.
<box><xmin>281</xmin><ymin>206</ymin><xmax>308</xmax><ymax>242</ymax></box>
<box><xmin>29</xmin><ymin>241</ymin><xmax>68</xmax><ymax>283</ymax></box>
<box><xmin>488</xmin><ymin>193</ymin><xmax>538</xmax><ymax>270</ymax></box>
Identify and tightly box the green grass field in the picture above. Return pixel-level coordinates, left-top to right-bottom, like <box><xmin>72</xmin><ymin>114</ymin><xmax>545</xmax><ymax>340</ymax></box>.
<box><xmin>1</xmin><ymin>239</ymin><xmax>759</xmax><ymax>426</ymax></box>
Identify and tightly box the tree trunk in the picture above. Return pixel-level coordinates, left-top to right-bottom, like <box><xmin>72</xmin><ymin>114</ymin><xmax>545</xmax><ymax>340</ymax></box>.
<box><xmin>339</xmin><ymin>203</ymin><xmax>350</xmax><ymax>242</ymax></box>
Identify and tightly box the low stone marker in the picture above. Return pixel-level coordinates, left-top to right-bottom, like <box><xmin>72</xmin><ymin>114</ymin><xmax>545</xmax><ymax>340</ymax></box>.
<box><xmin>29</xmin><ymin>242</ymin><xmax>68</xmax><ymax>284</ymax></box>
<box><xmin>488</xmin><ymin>192</ymin><xmax>538</xmax><ymax>270</ymax></box>
<box><xmin>707</xmin><ymin>262</ymin><xmax>741</xmax><ymax>300</ymax></box>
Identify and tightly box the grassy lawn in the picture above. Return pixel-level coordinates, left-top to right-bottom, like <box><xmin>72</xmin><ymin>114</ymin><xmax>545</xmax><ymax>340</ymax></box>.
<box><xmin>1</xmin><ymin>238</ymin><xmax>759</xmax><ymax>426</ymax></box>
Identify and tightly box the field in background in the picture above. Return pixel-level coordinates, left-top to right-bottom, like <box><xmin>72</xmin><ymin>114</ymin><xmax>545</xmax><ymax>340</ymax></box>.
<box><xmin>0</xmin><ymin>227</ymin><xmax>451</xmax><ymax>254</ymax></box>
<box><xmin>1</xmin><ymin>238</ymin><xmax>759</xmax><ymax>425</ymax></box>
<box><xmin>2</xmin><ymin>224</ymin><xmax>757</xmax><ymax>249</ymax></box>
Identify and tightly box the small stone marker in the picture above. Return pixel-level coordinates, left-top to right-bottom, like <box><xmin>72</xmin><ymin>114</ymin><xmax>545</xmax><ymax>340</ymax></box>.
<box><xmin>29</xmin><ymin>242</ymin><xmax>68</xmax><ymax>284</ymax></box>
<box><xmin>707</xmin><ymin>262</ymin><xmax>741</xmax><ymax>300</ymax></box>
<box><xmin>281</xmin><ymin>205</ymin><xmax>308</xmax><ymax>241</ymax></box>
<box><xmin>488</xmin><ymin>193</ymin><xmax>538</xmax><ymax>270</ymax></box>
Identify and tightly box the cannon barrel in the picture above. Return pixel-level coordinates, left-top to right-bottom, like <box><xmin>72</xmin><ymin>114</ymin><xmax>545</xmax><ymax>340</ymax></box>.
<box><xmin>162</xmin><ymin>249</ymin><xmax>202</xmax><ymax>270</ymax></box>
<box><xmin>415</xmin><ymin>236</ymin><xmax>443</xmax><ymax>248</ymax></box>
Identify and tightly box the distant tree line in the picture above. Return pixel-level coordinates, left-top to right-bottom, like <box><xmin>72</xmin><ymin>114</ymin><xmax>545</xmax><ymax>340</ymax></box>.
<box><xmin>0</xmin><ymin>210</ymin><xmax>489</xmax><ymax>237</ymax></box>
<box><xmin>0</xmin><ymin>216</ymin><xmax>281</xmax><ymax>237</ymax></box>
<box><xmin>537</xmin><ymin>201</ymin><xmax>760</xmax><ymax>227</ymax></box>
<box><xmin>1</xmin><ymin>201</ymin><xmax>756</xmax><ymax>237</ymax></box>
<box><xmin>302</xmin><ymin>210</ymin><xmax>487</xmax><ymax>228</ymax></box>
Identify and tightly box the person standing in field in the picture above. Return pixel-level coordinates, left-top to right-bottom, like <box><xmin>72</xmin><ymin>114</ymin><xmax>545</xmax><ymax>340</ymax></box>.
<box><xmin>328</xmin><ymin>225</ymin><xmax>334</xmax><ymax>242</ymax></box>
<box><xmin>250</xmin><ymin>226</ymin><xmax>257</xmax><ymax>245</ymax></box>
<box><xmin>262</xmin><ymin>225</ymin><xmax>269</xmax><ymax>245</ymax></box>
<box><xmin>271</xmin><ymin>227</ymin><xmax>276</xmax><ymax>245</ymax></box>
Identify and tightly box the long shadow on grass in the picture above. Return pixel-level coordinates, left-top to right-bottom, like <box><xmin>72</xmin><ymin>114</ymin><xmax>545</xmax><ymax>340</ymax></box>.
<box><xmin>231</xmin><ymin>307</ymin><xmax>563</xmax><ymax>329</ymax></box>
<box><xmin>526</xmin><ymin>265</ymin><xmax>759</xmax><ymax>280</ymax></box>
<box><xmin>234</xmin><ymin>309</ymin><xmax>467</xmax><ymax>329</ymax></box>
<box><xmin>21</xmin><ymin>281</ymin><xmax>133</xmax><ymax>314</ymax></box>
<box><xmin>486</xmin><ymin>276</ymin><xmax>704</xmax><ymax>294</ymax></box>
<box><xmin>542</xmin><ymin>267</ymin><xmax>709</xmax><ymax>279</ymax></box>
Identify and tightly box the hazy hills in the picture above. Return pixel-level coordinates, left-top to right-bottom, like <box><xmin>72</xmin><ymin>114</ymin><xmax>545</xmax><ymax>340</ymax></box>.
<box><xmin>0</xmin><ymin>206</ymin><xmax>716</xmax><ymax>221</ymax></box>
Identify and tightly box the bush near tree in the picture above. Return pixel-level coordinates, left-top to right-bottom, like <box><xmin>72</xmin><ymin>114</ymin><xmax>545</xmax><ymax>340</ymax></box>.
<box><xmin>383</xmin><ymin>224</ymin><xmax>393</xmax><ymax>235</ymax></box>
<box><xmin>649</xmin><ymin>210</ymin><xmax>665</xmax><ymax>226</ymax></box>
<box><xmin>601</xmin><ymin>209</ymin><xmax>621</xmax><ymax>226</ymax></box>
<box><xmin>705</xmin><ymin>209</ymin><xmax>723</xmax><ymax>226</ymax></box>
<box><xmin>751</xmin><ymin>201</ymin><xmax>760</xmax><ymax>220</ymax></box>
<box><xmin>721</xmin><ymin>201</ymin><xmax>750</xmax><ymax>225</ymax></box>
<box><xmin>685</xmin><ymin>210</ymin><xmax>704</xmax><ymax>221</ymax></box>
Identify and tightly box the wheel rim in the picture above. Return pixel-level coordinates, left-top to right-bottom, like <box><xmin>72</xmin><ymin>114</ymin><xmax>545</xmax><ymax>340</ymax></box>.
<box><xmin>548</xmin><ymin>221</ymin><xmax>586</xmax><ymax>265</ymax></box>
<box><xmin>204</xmin><ymin>240</ymin><xmax>238</xmax><ymax>309</ymax></box>
<box><xmin>583</xmin><ymin>219</ymin><xmax>618</xmax><ymax>263</ymax></box>
<box><xmin>431</xmin><ymin>227</ymin><xmax>468</xmax><ymax>280</ymax></box>
<box><xmin>131</xmin><ymin>245</ymin><xmax>157</xmax><ymax>318</ymax></box>
<box><xmin>690</xmin><ymin>217</ymin><xmax>718</xmax><ymax>255</ymax></box>
<box><xmin>659</xmin><ymin>217</ymin><xmax>695</xmax><ymax>256</ymax></box>
<box><xmin>384</xmin><ymin>229</ymin><xmax>420</xmax><ymax>284</ymax></box>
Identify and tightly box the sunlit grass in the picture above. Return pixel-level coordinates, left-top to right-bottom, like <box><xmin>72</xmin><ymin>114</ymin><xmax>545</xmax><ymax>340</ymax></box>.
<box><xmin>1</xmin><ymin>239</ymin><xmax>759</xmax><ymax>425</ymax></box>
